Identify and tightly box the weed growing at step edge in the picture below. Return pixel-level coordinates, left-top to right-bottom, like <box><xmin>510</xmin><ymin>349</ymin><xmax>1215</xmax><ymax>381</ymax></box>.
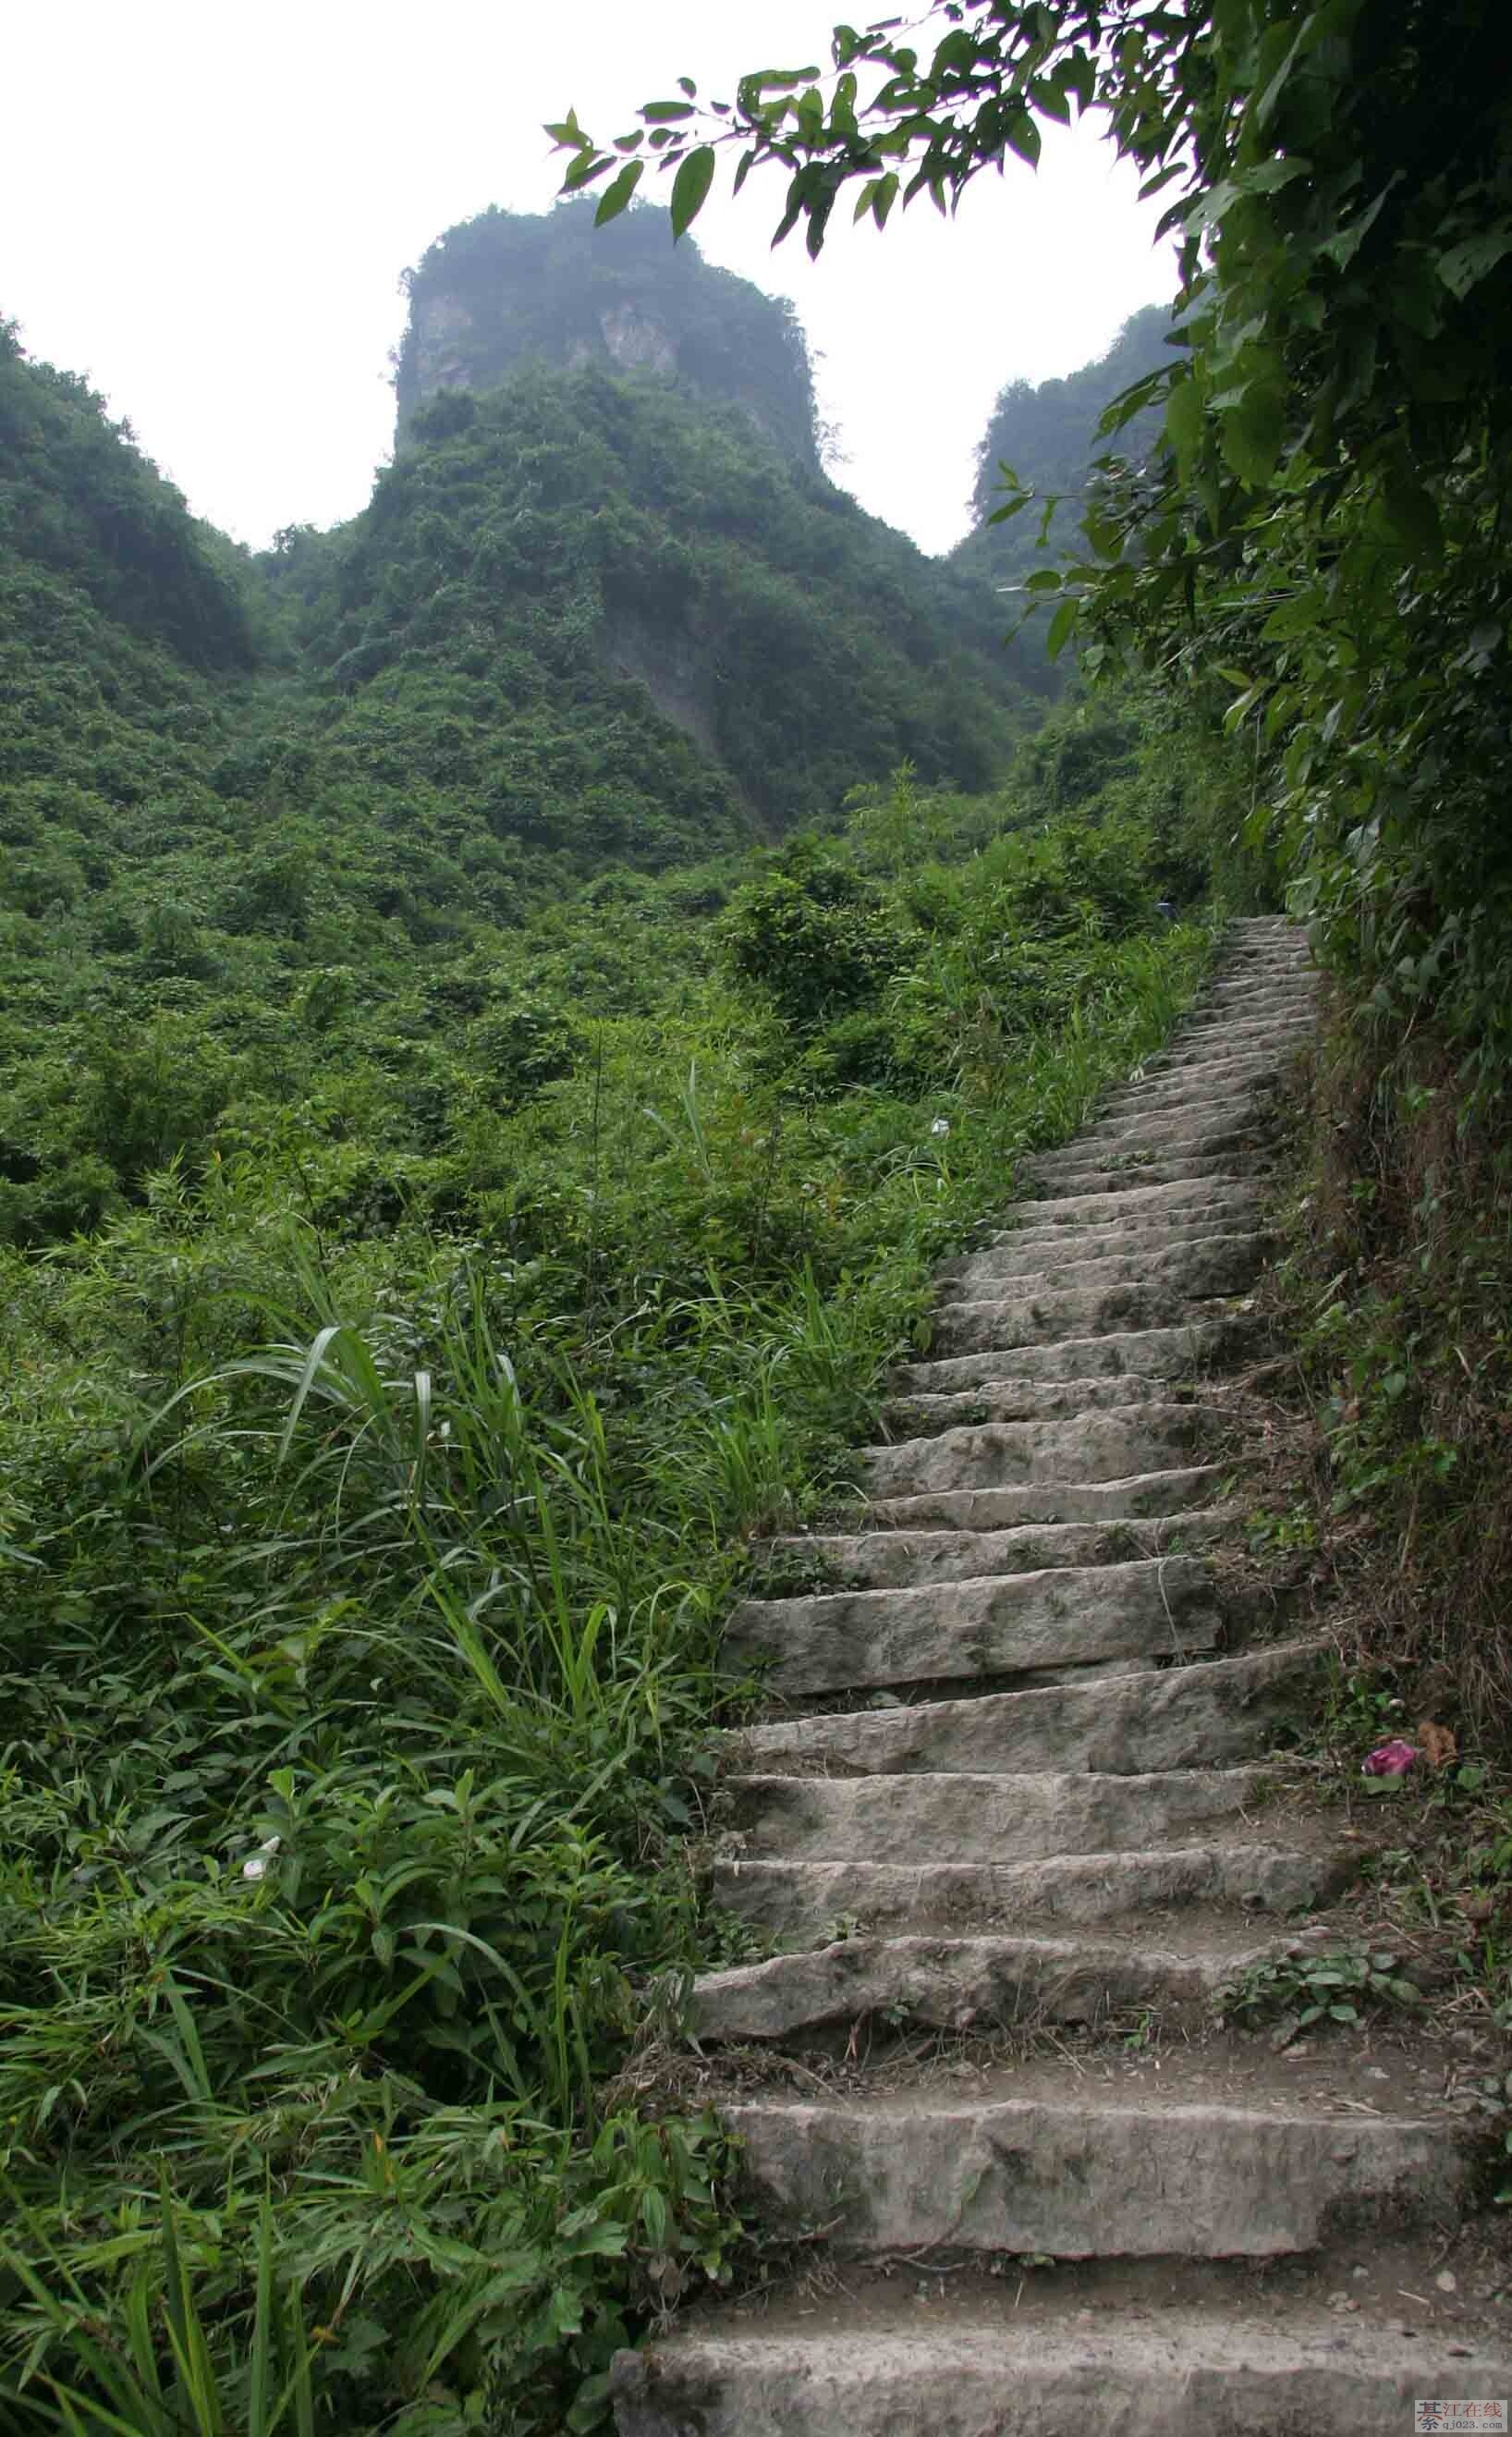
<box><xmin>0</xmin><ymin>911</ymin><xmax>1215</xmax><ymax>2429</ymax></box>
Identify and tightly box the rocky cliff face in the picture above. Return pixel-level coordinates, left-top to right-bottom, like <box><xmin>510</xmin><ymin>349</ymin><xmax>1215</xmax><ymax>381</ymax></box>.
<box><xmin>393</xmin><ymin>201</ymin><xmax>821</xmax><ymax>473</ymax></box>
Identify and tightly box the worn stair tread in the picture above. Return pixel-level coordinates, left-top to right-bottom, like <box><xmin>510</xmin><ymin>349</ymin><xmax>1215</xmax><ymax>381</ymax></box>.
<box><xmin>879</xmin><ymin>1371</ymin><xmax>1189</xmax><ymax>1433</ymax></box>
<box><xmin>613</xmin><ymin>2308</ymin><xmax>1499</xmax><ymax>2437</ymax></box>
<box><xmin>689</xmin><ymin>1926</ymin><xmax>1285</xmax><ymax>2039</ymax></box>
<box><xmin>723</xmin><ymin>1554</ymin><xmax>1222</xmax><ymax>1694</ymax></box>
<box><xmin>724</xmin><ymin>2089</ymin><xmax>1472</xmax><ymax>2258</ymax></box>
<box><xmin>867</xmin><ymin>1461</ymin><xmax>1227</xmax><ymax>1532</ymax></box>
<box><xmin>1000</xmin><ymin>1175</ymin><xmax>1275</xmax><ymax>1226</ymax></box>
<box><xmin>863</xmin><ymin>1404</ymin><xmax>1211</xmax><ymax>1495</ymax></box>
<box><xmin>950</xmin><ymin>1214</ymin><xmax>1270</xmax><ymax>1280</ymax></box>
<box><xmin>939</xmin><ymin>1231</ymin><xmax>1266</xmax><ymax>1304</ymax></box>
<box><xmin>713</xmin><ymin>1841</ymin><xmax>1358</xmax><ymax>1939</ymax></box>
<box><xmin>892</xmin><ymin>1316</ymin><xmax>1262</xmax><ymax>1393</ymax></box>
<box><xmin>722</xmin><ymin>1766</ymin><xmax>1271</xmax><ymax>1865</ymax></box>
<box><xmin>930</xmin><ymin>1281</ymin><xmax>1248</xmax><ymax>1355</ymax></box>
<box><xmin>759</xmin><ymin>1503</ymin><xmax>1240</xmax><ymax>1589</ymax></box>
<box><xmin>735</xmin><ymin>1639</ymin><xmax>1324</xmax><ymax>1777</ymax></box>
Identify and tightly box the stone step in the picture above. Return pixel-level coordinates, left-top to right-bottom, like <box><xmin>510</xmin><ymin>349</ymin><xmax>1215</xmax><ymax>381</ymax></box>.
<box><xmin>1081</xmin><ymin>1102</ymin><xmax>1276</xmax><ymax>1157</ymax></box>
<box><xmin>941</xmin><ymin>1230</ymin><xmax>1265</xmax><ymax>1304</ymax></box>
<box><xmin>613</xmin><ymin>2308</ymin><xmax>1497</xmax><ymax>2437</ymax></box>
<box><xmin>723</xmin><ymin>1554</ymin><xmax>1222</xmax><ymax>1694</ymax></box>
<box><xmin>999</xmin><ymin>1176</ymin><xmax>1269</xmax><ymax>1231</ymax></box>
<box><xmin>724</xmin><ymin>2090</ymin><xmax>1470</xmax><ymax>2259</ymax></box>
<box><xmin>1150</xmin><ymin>1017</ymin><xmax>1313</xmax><ymax>1066</ymax></box>
<box><xmin>879</xmin><ymin>1371</ymin><xmax>1186</xmax><ymax>1436</ymax></box>
<box><xmin>930</xmin><ymin>1280</ymin><xmax>1231</xmax><ymax>1355</ymax></box>
<box><xmin>712</xmin><ymin>1841</ymin><xmax>1357</xmax><ymax>1941</ymax></box>
<box><xmin>868</xmin><ymin>1461</ymin><xmax>1225</xmax><ymax>1532</ymax></box>
<box><xmin>954</xmin><ymin>1214</ymin><xmax>1268</xmax><ymax>1282</ymax></box>
<box><xmin>736</xmin><ymin>1640</ymin><xmax>1323</xmax><ymax>1778</ymax></box>
<box><xmin>863</xmin><ymin>1405</ymin><xmax>1210</xmax><ymax>1498</ymax></box>
<box><xmin>761</xmin><ymin>1504</ymin><xmax>1239</xmax><ymax>1590</ymax></box>
<box><xmin>986</xmin><ymin>1194</ymin><xmax>1263</xmax><ymax>1256</ymax></box>
<box><xmin>1104</xmin><ymin>1049</ymin><xmax>1293</xmax><ymax>1106</ymax></box>
<box><xmin>893</xmin><ymin>1316</ymin><xmax>1261</xmax><ymax>1395</ymax></box>
<box><xmin>690</xmin><ymin>1925</ymin><xmax>1279</xmax><ymax>2041</ymax></box>
<box><xmin>1032</xmin><ymin>1131</ymin><xmax>1265</xmax><ymax>1189</ymax></box>
<box><xmin>722</xmin><ymin>1766</ymin><xmax>1267</xmax><ymax>1865</ymax></box>
<box><xmin>1012</xmin><ymin>1151</ymin><xmax>1266</xmax><ymax>1198</ymax></box>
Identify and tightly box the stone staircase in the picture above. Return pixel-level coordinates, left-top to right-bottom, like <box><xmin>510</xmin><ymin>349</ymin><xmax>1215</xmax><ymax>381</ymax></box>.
<box><xmin>614</xmin><ymin>918</ymin><xmax>1510</xmax><ymax>2432</ymax></box>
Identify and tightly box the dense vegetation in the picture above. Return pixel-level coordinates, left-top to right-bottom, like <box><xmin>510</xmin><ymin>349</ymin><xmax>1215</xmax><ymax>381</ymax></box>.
<box><xmin>571</xmin><ymin>0</ymin><xmax>1512</xmax><ymax>1744</ymax></box>
<box><xmin>1</xmin><ymin>247</ymin><xmax>1052</xmax><ymax>1250</ymax></box>
<box><xmin>0</xmin><ymin>209</ymin><xmax>1255</xmax><ymax>2429</ymax></box>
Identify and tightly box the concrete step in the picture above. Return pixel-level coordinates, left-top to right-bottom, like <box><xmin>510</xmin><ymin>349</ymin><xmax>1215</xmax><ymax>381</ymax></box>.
<box><xmin>760</xmin><ymin>1504</ymin><xmax>1240</xmax><ymax>1590</ymax></box>
<box><xmin>613</xmin><ymin>2307</ymin><xmax>1497</xmax><ymax>2437</ymax></box>
<box><xmin>724</xmin><ymin>2089</ymin><xmax>1470</xmax><ymax>2258</ymax></box>
<box><xmin>867</xmin><ymin>1461</ymin><xmax>1225</xmax><ymax>1533</ymax></box>
<box><xmin>736</xmin><ymin>1641</ymin><xmax>1323</xmax><ymax>1778</ymax></box>
<box><xmin>722</xmin><ymin>1767</ymin><xmax>1268</xmax><ymax>1866</ymax></box>
<box><xmin>690</xmin><ymin>1924</ymin><xmax>1280</xmax><ymax>2040</ymax></box>
<box><xmin>723</xmin><ymin>1554</ymin><xmax>1222</xmax><ymax>1695</ymax></box>
<box><xmin>712</xmin><ymin>1841</ymin><xmax>1358</xmax><ymax>1941</ymax></box>
<box><xmin>863</xmin><ymin>1405</ymin><xmax>1210</xmax><ymax>1498</ymax></box>
<box><xmin>940</xmin><ymin>1230</ymin><xmax>1266</xmax><ymax>1305</ymax></box>
<box><xmin>892</xmin><ymin>1316</ymin><xmax>1262</xmax><ymax>1395</ymax></box>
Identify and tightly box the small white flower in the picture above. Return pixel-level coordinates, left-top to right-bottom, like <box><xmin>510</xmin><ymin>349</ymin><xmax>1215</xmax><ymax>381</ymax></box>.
<box><xmin>930</xmin><ymin>1119</ymin><xmax>951</xmax><ymax>1139</ymax></box>
<box><xmin>242</xmin><ymin>1834</ymin><xmax>282</xmax><ymax>1883</ymax></box>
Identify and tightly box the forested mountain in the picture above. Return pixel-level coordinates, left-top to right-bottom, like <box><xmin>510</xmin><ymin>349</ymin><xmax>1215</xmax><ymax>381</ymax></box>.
<box><xmin>394</xmin><ymin>199</ymin><xmax>822</xmax><ymax>469</ymax></box>
<box><xmin>0</xmin><ymin>210</ymin><xmax>1067</xmax><ymax>1243</ymax></box>
<box><xmin>953</xmin><ymin>302</ymin><xmax>1173</xmax><ymax>594</ymax></box>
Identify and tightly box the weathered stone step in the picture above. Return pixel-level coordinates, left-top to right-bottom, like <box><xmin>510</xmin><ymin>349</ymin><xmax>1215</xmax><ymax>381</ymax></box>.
<box><xmin>761</xmin><ymin>1504</ymin><xmax>1238</xmax><ymax>1590</ymax></box>
<box><xmin>999</xmin><ymin>1176</ymin><xmax>1267</xmax><ymax>1231</ymax></box>
<box><xmin>737</xmin><ymin>1641</ymin><xmax>1322</xmax><ymax>1778</ymax></box>
<box><xmin>713</xmin><ymin>1841</ymin><xmax>1356</xmax><ymax>1941</ymax></box>
<box><xmin>941</xmin><ymin>1230</ymin><xmax>1265</xmax><ymax>1305</ymax></box>
<box><xmin>723</xmin><ymin>1766</ymin><xmax>1265</xmax><ymax>1865</ymax></box>
<box><xmin>1150</xmin><ymin>1015</ymin><xmax>1313</xmax><ymax>1066</ymax></box>
<box><xmin>952</xmin><ymin>1215</ymin><xmax>1268</xmax><ymax>1285</ymax></box>
<box><xmin>880</xmin><ymin>1371</ymin><xmax>1184</xmax><ymax>1436</ymax></box>
<box><xmin>613</xmin><ymin>2309</ymin><xmax>1496</xmax><ymax>2437</ymax></box>
<box><xmin>724</xmin><ymin>2091</ymin><xmax>1469</xmax><ymax>2258</ymax></box>
<box><xmin>1104</xmin><ymin>1048</ymin><xmax>1293</xmax><ymax>1106</ymax></box>
<box><xmin>690</xmin><ymin>1925</ymin><xmax>1275</xmax><ymax>2040</ymax></box>
<box><xmin>894</xmin><ymin>1316</ymin><xmax>1260</xmax><ymax>1396</ymax></box>
<box><xmin>863</xmin><ymin>1404</ymin><xmax>1209</xmax><ymax>1498</ymax></box>
<box><xmin>1014</xmin><ymin>1151</ymin><xmax>1266</xmax><ymax>1199</ymax></box>
<box><xmin>1080</xmin><ymin>1103</ymin><xmax>1274</xmax><ymax>1158</ymax></box>
<box><xmin>1035</xmin><ymin>1128</ymin><xmax>1273</xmax><ymax>1182</ymax></box>
<box><xmin>868</xmin><ymin>1461</ymin><xmax>1225</xmax><ymax>1532</ymax></box>
<box><xmin>724</xmin><ymin>1555</ymin><xmax>1221</xmax><ymax>1694</ymax></box>
<box><xmin>986</xmin><ymin>1194</ymin><xmax>1263</xmax><ymax>1257</ymax></box>
<box><xmin>930</xmin><ymin>1280</ymin><xmax>1231</xmax><ymax>1355</ymax></box>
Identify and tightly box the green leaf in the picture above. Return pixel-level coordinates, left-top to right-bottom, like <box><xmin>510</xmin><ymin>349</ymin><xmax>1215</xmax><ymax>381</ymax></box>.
<box><xmin>594</xmin><ymin>160</ymin><xmax>644</xmax><ymax>227</ymax></box>
<box><xmin>1436</xmin><ymin>227</ymin><xmax>1512</xmax><ymax>300</ymax></box>
<box><xmin>1045</xmin><ymin>597</ymin><xmax>1079</xmax><ymax>659</ymax></box>
<box><xmin>1164</xmin><ymin>372</ymin><xmax>1204</xmax><ymax>471</ymax></box>
<box><xmin>671</xmin><ymin>146</ymin><xmax>717</xmax><ymax>240</ymax></box>
<box><xmin>641</xmin><ymin>101</ymin><xmax>697</xmax><ymax>123</ymax></box>
<box><xmin>1218</xmin><ymin>385</ymin><xmax>1286</xmax><ymax>488</ymax></box>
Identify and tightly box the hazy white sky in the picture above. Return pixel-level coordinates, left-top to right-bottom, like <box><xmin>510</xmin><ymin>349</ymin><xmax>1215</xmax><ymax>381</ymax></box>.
<box><xmin>2</xmin><ymin>3</ymin><xmax>1176</xmax><ymax>557</ymax></box>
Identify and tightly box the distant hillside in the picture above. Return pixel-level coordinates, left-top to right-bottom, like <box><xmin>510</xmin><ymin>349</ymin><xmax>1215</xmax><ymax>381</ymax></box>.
<box><xmin>955</xmin><ymin>304</ymin><xmax>1175</xmax><ymax>595</ymax></box>
<box><xmin>394</xmin><ymin>201</ymin><xmax>822</xmax><ymax>473</ymax></box>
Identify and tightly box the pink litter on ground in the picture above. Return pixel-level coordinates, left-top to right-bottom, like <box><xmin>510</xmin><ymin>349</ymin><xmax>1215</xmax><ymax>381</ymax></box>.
<box><xmin>1361</xmin><ymin>1738</ymin><xmax>1419</xmax><ymax>1777</ymax></box>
